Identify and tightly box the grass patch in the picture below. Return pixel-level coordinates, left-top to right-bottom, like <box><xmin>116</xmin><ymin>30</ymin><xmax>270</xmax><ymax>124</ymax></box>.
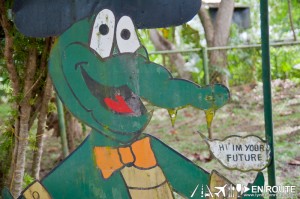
<box><xmin>0</xmin><ymin>103</ymin><xmax>11</xmax><ymax>121</ymax></box>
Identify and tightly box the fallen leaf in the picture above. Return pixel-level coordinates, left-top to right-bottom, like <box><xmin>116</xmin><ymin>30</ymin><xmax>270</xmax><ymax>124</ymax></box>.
<box><xmin>279</xmin><ymin>110</ymin><xmax>295</xmax><ymax>116</ymax></box>
<box><xmin>169</xmin><ymin>129</ymin><xmax>177</xmax><ymax>135</ymax></box>
<box><xmin>288</xmin><ymin>159</ymin><xmax>300</xmax><ymax>166</ymax></box>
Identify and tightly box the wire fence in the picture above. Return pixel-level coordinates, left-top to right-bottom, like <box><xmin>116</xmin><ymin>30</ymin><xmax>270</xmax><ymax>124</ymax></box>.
<box><xmin>148</xmin><ymin>40</ymin><xmax>300</xmax><ymax>86</ymax></box>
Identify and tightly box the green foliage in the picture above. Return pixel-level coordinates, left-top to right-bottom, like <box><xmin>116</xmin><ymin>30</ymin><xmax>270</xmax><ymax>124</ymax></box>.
<box><xmin>0</xmin><ymin>45</ymin><xmax>10</xmax><ymax>103</ymax></box>
<box><xmin>138</xmin><ymin>30</ymin><xmax>165</xmax><ymax>66</ymax></box>
<box><xmin>28</xmin><ymin>132</ymin><xmax>38</xmax><ymax>152</ymax></box>
<box><xmin>180</xmin><ymin>24</ymin><xmax>201</xmax><ymax>49</ymax></box>
<box><xmin>269</xmin><ymin>0</ymin><xmax>300</xmax><ymax>40</ymax></box>
<box><xmin>270</xmin><ymin>46</ymin><xmax>300</xmax><ymax>80</ymax></box>
<box><xmin>225</xmin><ymin>0</ymin><xmax>300</xmax><ymax>85</ymax></box>
<box><xmin>0</xmin><ymin>2</ymin><xmax>51</xmax><ymax>194</ymax></box>
<box><xmin>12</xmin><ymin>34</ymin><xmax>46</xmax><ymax>96</ymax></box>
<box><xmin>48</xmin><ymin>100</ymin><xmax>57</xmax><ymax>114</ymax></box>
<box><xmin>22</xmin><ymin>173</ymin><xmax>34</xmax><ymax>189</ymax></box>
<box><xmin>227</xmin><ymin>45</ymin><xmax>300</xmax><ymax>86</ymax></box>
<box><xmin>0</xmin><ymin>22</ymin><xmax>48</xmax><ymax>104</ymax></box>
<box><xmin>0</xmin><ymin>109</ymin><xmax>14</xmax><ymax>189</ymax></box>
<box><xmin>139</xmin><ymin>1</ymin><xmax>300</xmax><ymax>86</ymax></box>
<box><xmin>191</xmin><ymin>62</ymin><xmax>205</xmax><ymax>85</ymax></box>
<box><xmin>227</xmin><ymin>48</ymin><xmax>261</xmax><ymax>86</ymax></box>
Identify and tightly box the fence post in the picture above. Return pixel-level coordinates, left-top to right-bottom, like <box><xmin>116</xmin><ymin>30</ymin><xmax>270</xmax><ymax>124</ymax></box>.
<box><xmin>56</xmin><ymin>95</ymin><xmax>69</xmax><ymax>158</ymax></box>
<box><xmin>202</xmin><ymin>47</ymin><xmax>209</xmax><ymax>85</ymax></box>
<box><xmin>260</xmin><ymin>0</ymin><xmax>277</xmax><ymax>198</ymax></box>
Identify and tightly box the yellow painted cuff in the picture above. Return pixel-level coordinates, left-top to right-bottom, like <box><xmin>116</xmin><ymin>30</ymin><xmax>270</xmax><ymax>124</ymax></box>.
<box><xmin>22</xmin><ymin>181</ymin><xmax>51</xmax><ymax>199</ymax></box>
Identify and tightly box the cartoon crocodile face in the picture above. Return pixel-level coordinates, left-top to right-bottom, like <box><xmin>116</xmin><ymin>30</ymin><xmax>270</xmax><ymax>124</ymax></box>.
<box><xmin>49</xmin><ymin>9</ymin><xmax>230</xmax><ymax>144</ymax></box>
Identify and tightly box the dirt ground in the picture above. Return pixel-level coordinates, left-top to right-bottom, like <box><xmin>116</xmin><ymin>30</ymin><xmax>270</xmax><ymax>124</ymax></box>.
<box><xmin>26</xmin><ymin>79</ymin><xmax>300</xmax><ymax>198</ymax></box>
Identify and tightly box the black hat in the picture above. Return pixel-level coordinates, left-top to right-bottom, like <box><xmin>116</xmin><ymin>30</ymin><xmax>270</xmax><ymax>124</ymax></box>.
<box><xmin>13</xmin><ymin>0</ymin><xmax>201</xmax><ymax>37</ymax></box>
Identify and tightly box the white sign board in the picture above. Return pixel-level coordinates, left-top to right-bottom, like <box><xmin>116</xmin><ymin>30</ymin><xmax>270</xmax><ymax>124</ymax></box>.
<box><xmin>201</xmin><ymin>134</ymin><xmax>270</xmax><ymax>171</ymax></box>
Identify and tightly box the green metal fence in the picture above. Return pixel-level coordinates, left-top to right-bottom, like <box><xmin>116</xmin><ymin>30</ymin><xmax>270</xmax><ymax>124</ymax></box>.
<box><xmin>149</xmin><ymin>40</ymin><xmax>300</xmax><ymax>86</ymax></box>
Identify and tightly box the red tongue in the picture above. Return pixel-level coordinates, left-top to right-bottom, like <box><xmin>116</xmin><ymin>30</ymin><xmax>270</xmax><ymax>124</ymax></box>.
<box><xmin>104</xmin><ymin>95</ymin><xmax>133</xmax><ymax>114</ymax></box>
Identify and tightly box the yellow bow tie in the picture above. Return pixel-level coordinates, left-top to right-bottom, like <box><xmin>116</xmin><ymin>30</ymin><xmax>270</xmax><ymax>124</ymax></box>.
<box><xmin>94</xmin><ymin>137</ymin><xmax>157</xmax><ymax>179</ymax></box>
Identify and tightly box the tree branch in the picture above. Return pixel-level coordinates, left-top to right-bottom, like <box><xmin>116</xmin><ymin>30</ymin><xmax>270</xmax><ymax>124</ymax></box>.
<box><xmin>213</xmin><ymin>0</ymin><xmax>235</xmax><ymax>47</ymax></box>
<box><xmin>20</xmin><ymin>44</ymin><xmax>38</xmax><ymax>105</ymax></box>
<box><xmin>288</xmin><ymin>0</ymin><xmax>297</xmax><ymax>41</ymax></box>
<box><xmin>149</xmin><ymin>29</ymin><xmax>191</xmax><ymax>79</ymax></box>
<box><xmin>31</xmin><ymin>37</ymin><xmax>53</xmax><ymax>179</ymax></box>
<box><xmin>32</xmin><ymin>73</ymin><xmax>53</xmax><ymax>179</ymax></box>
<box><xmin>198</xmin><ymin>6</ymin><xmax>214</xmax><ymax>47</ymax></box>
<box><xmin>0</xmin><ymin>0</ymin><xmax>20</xmax><ymax>96</ymax></box>
<box><xmin>11</xmin><ymin>45</ymin><xmax>38</xmax><ymax>198</ymax></box>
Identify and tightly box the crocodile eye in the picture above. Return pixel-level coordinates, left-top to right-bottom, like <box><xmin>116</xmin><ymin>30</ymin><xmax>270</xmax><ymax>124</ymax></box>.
<box><xmin>116</xmin><ymin>16</ymin><xmax>140</xmax><ymax>53</ymax></box>
<box><xmin>90</xmin><ymin>9</ymin><xmax>115</xmax><ymax>58</ymax></box>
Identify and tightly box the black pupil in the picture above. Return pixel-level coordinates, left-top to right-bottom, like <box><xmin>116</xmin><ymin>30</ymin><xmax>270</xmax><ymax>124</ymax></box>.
<box><xmin>99</xmin><ymin>24</ymin><xmax>109</xmax><ymax>35</ymax></box>
<box><xmin>121</xmin><ymin>29</ymin><xmax>131</xmax><ymax>40</ymax></box>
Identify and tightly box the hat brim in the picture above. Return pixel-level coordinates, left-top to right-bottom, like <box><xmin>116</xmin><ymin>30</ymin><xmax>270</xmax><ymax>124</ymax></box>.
<box><xmin>13</xmin><ymin>0</ymin><xmax>201</xmax><ymax>37</ymax></box>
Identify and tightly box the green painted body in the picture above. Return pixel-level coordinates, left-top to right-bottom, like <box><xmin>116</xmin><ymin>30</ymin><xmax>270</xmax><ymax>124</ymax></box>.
<box><xmin>13</xmin><ymin>130</ymin><xmax>263</xmax><ymax>198</ymax></box>
<box><xmin>37</xmin><ymin>131</ymin><xmax>209</xmax><ymax>198</ymax></box>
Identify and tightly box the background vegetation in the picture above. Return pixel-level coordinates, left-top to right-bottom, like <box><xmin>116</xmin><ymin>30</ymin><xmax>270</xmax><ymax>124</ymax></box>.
<box><xmin>1</xmin><ymin>0</ymin><xmax>300</xmax><ymax>198</ymax></box>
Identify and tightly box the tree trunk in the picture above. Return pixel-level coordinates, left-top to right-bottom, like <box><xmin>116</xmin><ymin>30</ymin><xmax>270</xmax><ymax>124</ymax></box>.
<box><xmin>198</xmin><ymin>7</ymin><xmax>214</xmax><ymax>47</ymax></box>
<box><xmin>10</xmin><ymin>46</ymin><xmax>38</xmax><ymax>198</ymax></box>
<box><xmin>31</xmin><ymin>74</ymin><xmax>53</xmax><ymax>179</ymax></box>
<box><xmin>1</xmin><ymin>1</ymin><xmax>53</xmax><ymax>196</ymax></box>
<box><xmin>198</xmin><ymin>1</ymin><xmax>234</xmax><ymax>152</ymax></box>
<box><xmin>149</xmin><ymin>29</ymin><xmax>192</xmax><ymax>80</ymax></box>
<box><xmin>65</xmin><ymin>111</ymin><xmax>83</xmax><ymax>152</ymax></box>
<box><xmin>0</xmin><ymin>1</ymin><xmax>18</xmax><ymax>190</ymax></box>
<box><xmin>198</xmin><ymin>0</ymin><xmax>235</xmax><ymax>87</ymax></box>
<box><xmin>31</xmin><ymin>37</ymin><xmax>52</xmax><ymax>179</ymax></box>
<box><xmin>0</xmin><ymin>2</ymin><xmax>20</xmax><ymax>97</ymax></box>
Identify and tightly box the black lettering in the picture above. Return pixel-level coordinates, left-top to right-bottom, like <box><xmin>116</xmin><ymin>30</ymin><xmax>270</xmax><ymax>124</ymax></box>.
<box><xmin>233</xmin><ymin>154</ymin><xmax>238</xmax><ymax>161</ymax></box>
<box><xmin>249</xmin><ymin>145</ymin><xmax>254</xmax><ymax>151</ymax></box>
<box><xmin>238</xmin><ymin>154</ymin><xmax>244</xmax><ymax>161</ymax></box>
<box><xmin>251</xmin><ymin>154</ymin><xmax>256</xmax><ymax>161</ymax></box>
<box><xmin>236</xmin><ymin>145</ymin><xmax>242</xmax><ymax>151</ymax></box>
<box><xmin>219</xmin><ymin>144</ymin><xmax>225</xmax><ymax>151</ymax></box>
<box><xmin>227</xmin><ymin>154</ymin><xmax>231</xmax><ymax>162</ymax></box>
<box><xmin>258</xmin><ymin>154</ymin><xmax>262</xmax><ymax>161</ymax></box>
<box><xmin>245</xmin><ymin>154</ymin><xmax>250</xmax><ymax>161</ymax></box>
<box><xmin>245</xmin><ymin>145</ymin><xmax>250</xmax><ymax>151</ymax></box>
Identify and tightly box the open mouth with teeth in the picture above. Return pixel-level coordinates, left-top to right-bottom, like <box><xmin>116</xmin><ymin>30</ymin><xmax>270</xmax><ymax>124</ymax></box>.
<box><xmin>81</xmin><ymin>68</ymin><xmax>148</xmax><ymax>117</ymax></box>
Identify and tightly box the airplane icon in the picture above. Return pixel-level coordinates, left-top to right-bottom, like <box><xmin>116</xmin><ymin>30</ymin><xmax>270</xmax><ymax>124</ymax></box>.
<box><xmin>214</xmin><ymin>184</ymin><xmax>227</xmax><ymax>197</ymax></box>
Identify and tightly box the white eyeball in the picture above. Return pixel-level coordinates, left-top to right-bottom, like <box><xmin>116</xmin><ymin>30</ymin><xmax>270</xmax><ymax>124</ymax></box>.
<box><xmin>90</xmin><ymin>9</ymin><xmax>115</xmax><ymax>58</ymax></box>
<box><xmin>116</xmin><ymin>16</ymin><xmax>141</xmax><ymax>53</ymax></box>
